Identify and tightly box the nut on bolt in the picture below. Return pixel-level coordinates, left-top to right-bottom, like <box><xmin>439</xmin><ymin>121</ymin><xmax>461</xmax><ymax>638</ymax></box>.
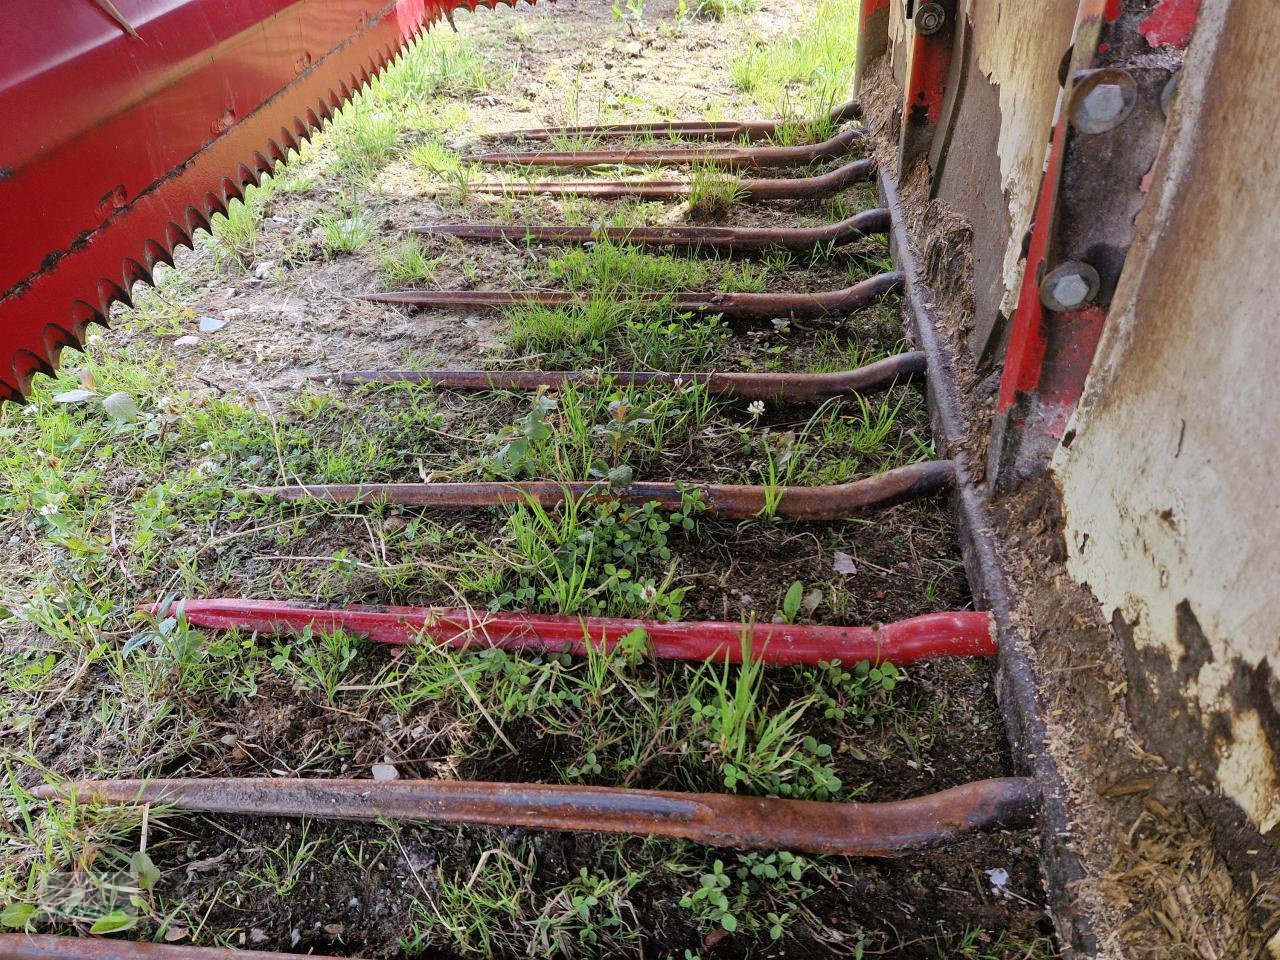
<box><xmin>1039</xmin><ymin>262</ymin><xmax>1100</xmax><ymax>312</ymax></box>
<box><xmin>915</xmin><ymin>2</ymin><xmax>946</xmax><ymax>35</ymax></box>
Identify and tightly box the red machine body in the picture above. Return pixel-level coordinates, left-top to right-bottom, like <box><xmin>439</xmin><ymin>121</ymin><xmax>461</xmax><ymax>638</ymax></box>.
<box><xmin>0</xmin><ymin>0</ymin><xmax>531</xmax><ymax>403</ymax></box>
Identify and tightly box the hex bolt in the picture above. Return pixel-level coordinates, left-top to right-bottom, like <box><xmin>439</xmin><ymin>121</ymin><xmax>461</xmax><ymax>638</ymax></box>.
<box><xmin>1039</xmin><ymin>262</ymin><xmax>1101</xmax><ymax>312</ymax></box>
<box><xmin>1068</xmin><ymin>69</ymin><xmax>1137</xmax><ymax>134</ymax></box>
<box><xmin>1082</xmin><ymin>85</ymin><xmax>1125</xmax><ymax>124</ymax></box>
<box><xmin>915</xmin><ymin>2</ymin><xmax>946</xmax><ymax>35</ymax></box>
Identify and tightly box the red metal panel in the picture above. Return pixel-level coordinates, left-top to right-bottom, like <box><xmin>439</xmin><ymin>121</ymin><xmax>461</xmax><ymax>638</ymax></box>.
<box><xmin>854</xmin><ymin>0</ymin><xmax>894</xmax><ymax>93</ymax></box>
<box><xmin>897</xmin><ymin>1</ymin><xmax>958</xmax><ymax>172</ymax></box>
<box><xmin>0</xmin><ymin>0</ymin><xmax>537</xmax><ymax>402</ymax></box>
<box><xmin>989</xmin><ymin>0</ymin><xmax>1184</xmax><ymax>487</ymax></box>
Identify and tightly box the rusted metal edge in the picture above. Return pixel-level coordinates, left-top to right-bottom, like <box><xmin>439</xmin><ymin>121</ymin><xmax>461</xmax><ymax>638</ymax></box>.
<box><xmin>159</xmin><ymin>601</ymin><xmax>995</xmax><ymax>666</ymax></box>
<box><xmin>33</xmin><ymin>776</ymin><xmax>1039</xmax><ymax>858</ymax></box>
<box><xmin>459</xmin><ymin>158</ymin><xmax>876</xmax><ymax>201</ymax></box>
<box><xmin>360</xmin><ymin>271</ymin><xmax>904</xmax><ymax>321</ymax></box>
<box><xmin>335</xmin><ymin>350</ymin><xmax>925</xmax><ymax>401</ymax></box>
<box><xmin>251</xmin><ymin>459</ymin><xmax>954</xmax><ymax>521</ymax></box>
<box><xmin>493</xmin><ymin>98</ymin><xmax>862</xmax><ymax>142</ymax></box>
<box><xmin>415</xmin><ymin>208</ymin><xmax>891</xmax><ymax>253</ymax></box>
<box><xmin>0</xmin><ymin>935</ymin><xmax>350</xmax><ymax>960</ymax></box>
<box><xmin>467</xmin><ymin>125</ymin><xmax>866</xmax><ymax>169</ymax></box>
<box><xmin>877</xmin><ymin>167</ymin><xmax>1097</xmax><ymax>952</ymax></box>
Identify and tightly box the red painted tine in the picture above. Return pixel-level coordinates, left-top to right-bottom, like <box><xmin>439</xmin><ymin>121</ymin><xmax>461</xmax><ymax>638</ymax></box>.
<box><xmin>158</xmin><ymin>600</ymin><xmax>996</xmax><ymax>666</ymax></box>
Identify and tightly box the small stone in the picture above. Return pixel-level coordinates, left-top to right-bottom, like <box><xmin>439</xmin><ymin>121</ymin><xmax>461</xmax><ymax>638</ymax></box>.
<box><xmin>249</xmin><ymin>929</ymin><xmax>268</xmax><ymax>945</ymax></box>
<box><xmin>322</xmin><ymin>923</ymin><xmax>345</xmax><ymax>937</ymax></box>
<box><xmin>163</xmin><ymin>926</ymin><xmax>189</xmax><ymax>943</ymax></box>
<box><xmin>371</xmin><ymin>763</ymin><xmax>399</xmax><ymax>781</ymax></box>
<box><xmin>174</xmin><ymin>335</ymin><xmax>201</xmax><ymax>347</ymax></box>
<box><xmin>832</xmin><ymin>551</ymin><xmax>857</xmax><ymax>576</ymax></box>
<box><xmin>254</xmin><ymin>260</ymin><xmax>275</xmax><ymax>279</ymax></box>
<box><xmin>198</xmin><ymin>316</ymin><xmax>225</xmax><ymax>333</ymax></box>
<box><xmin>221</xmin><ymin>307</ymin><xmax>246</xmax><ymax>322</ymax></box>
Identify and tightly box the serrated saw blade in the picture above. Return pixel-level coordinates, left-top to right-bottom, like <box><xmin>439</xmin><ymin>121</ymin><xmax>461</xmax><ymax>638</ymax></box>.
<box><xmin>0</xmin><ymin>0</ymin><xmax>540</xmax><ymax>403</ymax></box>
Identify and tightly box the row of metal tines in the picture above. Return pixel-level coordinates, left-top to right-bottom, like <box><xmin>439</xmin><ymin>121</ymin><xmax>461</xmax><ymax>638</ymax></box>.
<box><xmin>20</xmin><ymin>98</ymin><xmax>1039</xmax><ymax>960</ymax></box>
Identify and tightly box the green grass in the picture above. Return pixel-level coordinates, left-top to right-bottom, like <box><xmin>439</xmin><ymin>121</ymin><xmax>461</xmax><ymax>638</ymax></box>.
<box><xmin>379</xmin><ymin>237</ymin><xmax>442</xmax><ymax>287</ymax></box>
<box><xmin>729</xmin><ymin>0</ymin><xmax>859</xmax><ymax>120</ymax></box>
<box><xmin>686</xmin><ymin>164</ymin><xmax>746</xmax><ymax>217</ymax></box>
<box><xmin>318</xmin><ymin>212</ymin><xmax>372</xmax><ymax>256</ymax></box>
<box><xmin>204</xmin><ymin>179</ymin><xmax>276</xmax><ymax>271</ymax></box>
<box><xmin>695</xmin><ymin>0</ymin><xmax>760</xmax><ymax>19</ymax></box>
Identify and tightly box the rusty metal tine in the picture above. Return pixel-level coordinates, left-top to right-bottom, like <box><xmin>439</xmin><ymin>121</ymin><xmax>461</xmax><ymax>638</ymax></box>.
<box><xmin>0</xmin><ymin>936</ymin><xmax>353</xmax><ymax>960</ymax></box>
<box><xmin>360</xmin><ymin>272</ymin><xmax>904</xmax><ymax>320</ymax></box>
<box><xmin>460</xmin><ymin>158</ymin><xmax>876</xmax><ymax>201</ymax></box>
<box><xmin>494</xmin><ymin>98</ymin><xmax>862</xmax><ymax>142</ymax></box>
<box><xmin>34</xmin><ymin>777</ymin><xmax>1040</xmax><ymax>857</ymax></box>
<box><xmin>336</xmin><ymin>351</ymin><xmax>926</xmax><ymax>401</ymax></box>
<box><xmin>251</xmin><ymin>460</ymin><xmax>954</xmax><ymax>521</ymax></box>
<box><xmin>467</xmin><ymin>125</ymin><xmax>866</xmax><ymax>169</ymax></box>
<box><xmin>160</xmin><ymin>602</ymin><xmax>994</xmax><ymax>665</ymax></box>
<box><xmin>415</xmin><ymin>208</ymin><xmax>891</xmax><ymax>253</ymax></box>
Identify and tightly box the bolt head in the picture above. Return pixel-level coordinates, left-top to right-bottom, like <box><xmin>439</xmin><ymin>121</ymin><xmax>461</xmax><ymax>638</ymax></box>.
<box><xmin>915</xmin><ymin>2</ymin><xmax>946</xmax><ymax>35</ymax></box>
<box><xmin>1039</xmin><ymin>261</ymin><xmax>1101</xmax><ymax>312</ymax></box>
<box><xmin>1082</xmin><ymin>84</ymin><xmax>1126</xmax><ymax>124</ymax></box>
<box><xmin>1050</xmin><ymin>273</ymin><xmax>1091</xmax><ymax>309</ymax></box>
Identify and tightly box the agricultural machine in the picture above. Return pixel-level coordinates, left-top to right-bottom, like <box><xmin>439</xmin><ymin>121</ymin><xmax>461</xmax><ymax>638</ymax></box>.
<box><xmin>0</xmin><ymin>0</ymin><xmax>1274</xmax><ymax>956</ymax></box>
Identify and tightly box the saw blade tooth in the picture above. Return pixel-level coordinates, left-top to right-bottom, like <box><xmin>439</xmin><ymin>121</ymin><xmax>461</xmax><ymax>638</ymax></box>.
<box><xmin>267</xmin><ymin>138</ymin><xmax>289</xmax><ymax>164</ymax></box>
<box><xmin>95</xmin><ymin>277</ymin><xmax>130</xmax><ymax>315</ymax></box>
<box><xmin>185</xmin><ymin>204</ymin><xmax>213</xmax><ymax>236</ymax></box>
<box><xmin>164</xmin><ymin>220</ymin><xmax>193</xmax><ymax>253</ymax></box>
<box><xmin>142</xmin><ymin>238</ymin><xmax>171</xmax><ymax>272</ymax></box>
<box><xmin>122</xmin><ymin>257</ymin><xmax>153</xmax><ymax>292</ymax></box>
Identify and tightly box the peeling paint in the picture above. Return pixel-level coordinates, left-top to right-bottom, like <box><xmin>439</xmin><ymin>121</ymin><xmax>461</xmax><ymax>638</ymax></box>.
<box><xmin>968</xmin><ymin>3</ymin><xmax>1078</xmax><ymax>319</ymax></box>
<box><xmin>1057</xmin><ymin>0</ymin><xmax>1280</xmax><ymax>834</ymax></box>
<box><xmin>1140</xmin><ymin>0</ymin><xmax>1202</xmax><ymax>49</ymax></box>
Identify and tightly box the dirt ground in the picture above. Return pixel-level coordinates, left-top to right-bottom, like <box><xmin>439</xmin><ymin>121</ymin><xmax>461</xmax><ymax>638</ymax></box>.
<box><xmin>1</xmin><ymin>2</ymin><xmax>1057</xmax><ymax>957</ymax></box>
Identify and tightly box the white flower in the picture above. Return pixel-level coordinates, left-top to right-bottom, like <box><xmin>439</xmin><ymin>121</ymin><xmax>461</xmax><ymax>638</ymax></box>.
<box><xmin>640</xmin><ymin>584</ymin><xmax>658</xmax><ymax>603</ymax></box>
<box><xmin>747</xmin><ymin>400</ymin><xmax>766</xmax><ymax>418</ymax></box>
<box><xmin>38</xmin><ymin>503</ymin><xmax>59</xmax><ymax>516</ymax></box>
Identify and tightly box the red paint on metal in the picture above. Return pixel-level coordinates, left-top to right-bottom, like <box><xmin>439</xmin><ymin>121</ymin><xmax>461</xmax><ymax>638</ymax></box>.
<box><xmin>1139</xmin><ymin>0</ymin><xmax>1202</xmax><ymax>49</ymax></box>
<box><xmin>996</xmin><ymin>112</ymin><xmax>1067</xmax><ymax>413</ymax></box>
<box><xmin>854</xmin><ymin>0</ymin><xmax>894</xmax><ymax>92</ymax></box>
<box><xmin>163</xmin><ymin>600</ymin><xmax>996</xmax><ymax>666</ymax></box>
<box><xmin>0</xmin><ymin>0</ymin><xmax>538</xmax><ymax>402</ymax></box>
<box><xmin>904</xmin><ymin>28</ymin><xmax>954</xmax><ymax>127</ymax></box>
